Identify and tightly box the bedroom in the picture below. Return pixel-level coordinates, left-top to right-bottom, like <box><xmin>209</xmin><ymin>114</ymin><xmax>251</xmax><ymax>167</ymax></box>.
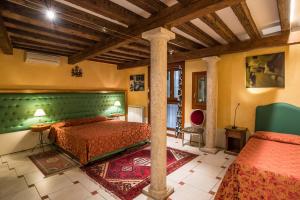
<box><xmin>0</xmin><ymin>0</ymin><xmax>299</xmax><ymax>200</ymax></box>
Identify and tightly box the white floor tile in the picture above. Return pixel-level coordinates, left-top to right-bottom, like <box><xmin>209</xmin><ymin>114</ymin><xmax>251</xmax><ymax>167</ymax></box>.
<box><xmin>193</xmin><ymin>163</ymin><xmax>224</xmax><ymax>178</ymax></box>
<box><xmin>171</xmin><ymin>183</ymin><xmax>212</xmax><ymax>200</ymax></box>
<box><xmin>0</xmin><ymin>177</ymin><xmax>28</xmax><ymax>198</ymax></box>
<box><xmin>1</xmin><ymin>187</ymin><xmax>40</xmax><ymax>200</ymax></box>
<box><xmin>24</xmin><ymin>170</ymin><xmax>45</xmax><ymax>185</ymax></box>
<box><xmin>35</xmin><ymin>174</ymin><xmax>73</xmax><ymax>196</ymax></box>
<box><xmin>49</xmin><ymin>184</ymin><xmax>91</xmax><ymax>200</ymax></box>
<box><xmin>86</xmin><ymin>194</ymin><xmax>106</xmax><ymax>200</ymax></box>
<box><xmin>183</xmin><ymin>172</ymin><xmax>219</xmax><ymax>193</ymax></box>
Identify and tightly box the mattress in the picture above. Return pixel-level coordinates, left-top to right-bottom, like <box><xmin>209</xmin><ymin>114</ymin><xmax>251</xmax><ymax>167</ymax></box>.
<box><xmin>215</xmin><ymin>131</ymin><xmax>300</xmax><ymax>200</ymax></box>
<box><xmin>49</xmin><ymin>117</ymin><xmax>150</xmax><ymax>164</ymax></box>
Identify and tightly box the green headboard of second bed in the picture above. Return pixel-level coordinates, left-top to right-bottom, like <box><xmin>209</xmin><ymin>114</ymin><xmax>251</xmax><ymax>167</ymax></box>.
<box><xmin>255</xmin><ymin>102</ymin><xmax>300</xmax><ymax>136</ymax></box>
<box><xmin>0</xmin><ymin>91</ymin><xmax>126</xmax><ymax>133</ymax></box>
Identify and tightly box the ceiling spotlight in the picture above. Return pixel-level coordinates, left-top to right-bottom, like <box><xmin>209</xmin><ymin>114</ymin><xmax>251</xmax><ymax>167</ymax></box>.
<box><xmin>102</xmin><ymin>27</ymin><xmax>107</xmax><ymax>33</ymax></box>
<box><xmin>168</xmin><ymin>49</ymin><xmax>174</xmax><ymax>55</ymax></box>
<box><xmin>46</xmin><ymin>9</ymin><xmax>56</xmax><ymax>21</ymax></box>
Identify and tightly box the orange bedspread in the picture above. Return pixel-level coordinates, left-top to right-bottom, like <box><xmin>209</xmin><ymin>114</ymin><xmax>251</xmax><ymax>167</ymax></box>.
<box><xmin>216</xmin><ymin>131</ymin><xmax>300</xmax><ymax>200</ymax></box>
<box><xmin>49</xmin><ymin>118</ymin><xmax>150</xmax><ymax>164</ymax></box>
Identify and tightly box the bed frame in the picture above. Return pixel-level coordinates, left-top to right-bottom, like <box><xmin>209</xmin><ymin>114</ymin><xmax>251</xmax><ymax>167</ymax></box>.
<box><xmin>255</xmin><ymin>102</ymin><xmax>300</xmax><ymax>136</ymax></box>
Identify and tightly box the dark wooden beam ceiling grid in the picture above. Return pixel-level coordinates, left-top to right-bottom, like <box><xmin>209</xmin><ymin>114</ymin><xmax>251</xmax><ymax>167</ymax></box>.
<box><xmin>1</xmin><ymin>9</ymin><xmax>101</xmax><ymax>41</ymax></box>
<box><xmin>277</xmin><ymin>0</ymin><xmax>290</xmax><ymax>31</ymax></box>
<box><xmin>231</xmin><ymin>0</ymin><xmax>261</xmax><ymax>39</ymax></box>
<box><xmin>63</xmin><ymin>0</ymin><xmax>143</xmax><ymax>25</ymax></box>
<box><xmin>0</xmin><ymin>6</ymin><xmax>13</xmax><ymax>54</ymax></box>
<box><xmin>118</xmin><ymin>32</ymin><xmax>291</xmax><ymax>69</ymax></box>
<box><xmin>200</xmin><ymin>13</ymin><xmax>240</xmax><ymax>43</ymax></box>
<box><xmin>170</xmin><ymin>34</ymin><xmax>204</xmax><ymax>50</ymax></box>
<box><xmin>68</xmin><ymin>0</ymin><xmax>243</xmax><ymax>64</ymax></box>
<box><xmin>3</xmin><ymin>20</ymin><xmax>94</xmax><ymax>46</ymax></box>
<box><xmin>177</xmin><ymin>22</ymin><xmax>220</xmax><ymax>46</ymax></box>
<box><xmin>6</xmin><ymin>0</ymin><xmax>125</xmax><ymax>38</ymax></box>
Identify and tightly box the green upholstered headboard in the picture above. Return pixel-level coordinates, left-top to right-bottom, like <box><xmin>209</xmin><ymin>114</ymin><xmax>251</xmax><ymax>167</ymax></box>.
<box><xmin>255</xmin><ymin>103</ymin><xmax>300</xmax><ymax>136</ymax></box>
<box><xmin>0</xmin><ymin>91</ymin><xmax>126</xmax><ymax>133</ymax></box>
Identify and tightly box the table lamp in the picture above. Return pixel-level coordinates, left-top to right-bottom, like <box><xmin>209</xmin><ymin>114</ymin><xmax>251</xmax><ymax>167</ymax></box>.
<box><xmin>34</xmin><ymin>108</ymin><xmax>46</xmax><ymax>124</ymax></box>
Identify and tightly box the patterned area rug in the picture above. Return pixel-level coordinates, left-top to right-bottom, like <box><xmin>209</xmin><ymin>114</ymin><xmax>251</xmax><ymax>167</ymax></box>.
<box><xmin>83</xmin><ymin>145</ymin><xmax>197</xmax><ymax>200</ymax></box>
<box><xmin>29</xmin><ymin>150</ymin><xmax>78</xmax><ymax>176</ymax></box>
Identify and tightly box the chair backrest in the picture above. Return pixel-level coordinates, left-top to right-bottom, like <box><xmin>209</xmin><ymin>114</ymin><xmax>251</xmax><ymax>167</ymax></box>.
<box><xmin>190</xmin><ymin>109</ymin><xmax>205</xmax><ymax>127</ymax></box>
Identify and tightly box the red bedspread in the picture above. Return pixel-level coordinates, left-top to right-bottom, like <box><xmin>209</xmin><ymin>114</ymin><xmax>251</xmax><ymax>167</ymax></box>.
<box><xmin>215</xmin><ymin>131</ymin><xmax>300</xmax><ymax>200</ymax></box>
<box><xmin>49</xmin><ymin>117</ymin><xmax>150</xmax><ymax>164</ymax></box>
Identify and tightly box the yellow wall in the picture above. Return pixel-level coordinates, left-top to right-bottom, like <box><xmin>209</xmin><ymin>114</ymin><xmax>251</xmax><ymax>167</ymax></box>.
<box><xmin>121</xmin><ymin>66</ymin><xmax>149</xmax><ymax>119</ymax></box>
<box><xmin>184</xmin><ymin>59</ymin><xmax>207</xmax><ymax>126</ymax></box>
<box><xmin>0</xmin><ymin>48</ymin><xmax>126</xmax><ymax>90</ymax></box>
<box><xmin>218</xmin><ymin>44</ymin><xmax>300</xmax><ymax>133</ymax></box>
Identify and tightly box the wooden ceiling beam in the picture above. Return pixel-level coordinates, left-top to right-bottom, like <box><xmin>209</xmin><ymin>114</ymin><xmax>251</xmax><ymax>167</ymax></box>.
<box><xmin>13</xmin><ymin>44</ymin><xmax>74</xmax><ymax>56</ymax></box>
<box><xmin>96</xmin><ymin>55</ymin><xmax>134</xmax><ymax>62</ymax></box>
<box><xmin>177</xmin><ymin>22</ymin><xmax>220</xmax><ymax>46</ymax></box>
<box><xmin>125</xmin><ymin>0</ymin><xmax>162</xmax><ymax>14</ymax></box>
<box><xmin>68</xmin><ymin>0</ymin><xmax>243</xmax><ymax>64</ymax></box>
<box><xmin>103</xmin><ymin>52</ymin><xmax>141</xmax><ymax>61</ymax></box>
<box><xmin>200</xmin><ymin>13</ymin><xmax>240</xmax><ymax>43</ymax></box>
<box><xmin>231</xmin><ymin>1</ymin><xmax>261</xmax><ymax>39</ymax></box>
<box><xmin>0</xmin><ymin>7</ymin><xmax>13</xmax><ymax>54</ymax></box>
<box><xmin>118</xmin><ymin>32</ymin><xmax>291</xmax><ymax>69</ymax></box>
<box><xmin>122</xmin><ymin>43</ymin><xmax>150</xmax><ymax>54</ymax></box>
<box><xmin>11</xmin><ymin>36</ymin><xmax>78</xmax><ymax>53</ymax></box>
<box><xmin>113</xmin><ymin>48</ymin><xmax>149</xmax><ymax>58</ymax></box>
<box><xmin>171</xmin><ymin>34</ymin><xmax>204</xmax><ymax>50</ymax></box>
<box><xmin>6</xmin><ymin>0</ymin><xmax>122</xmax><ymax>38</ymax></box>
<box><xmin>89</xmin><ymin>58</ymin><xmax>122</xmax><ymax>64</ymax></box>
<box><xmin>1</xmin><ymin>9</ymin><xmax>101</xmax><ymax>41</ymax></box>
<box><xmin>7</xmin><ymin>27</ymin><xmax>89</xmax><ymax>49</ymax></box>
<box><xmin>3</xmin><ymin>20</ymin><xmax>93</xmax><ymax>46</ymax></box>
<box><xmin>9</xmin><ymin>32</ymin><xmax>84</xmax><ymax>51</ymax></box>
<box><xmin>63</xmin><ymin>0</ymin><xmax>143</xmax><ymax>26</ymax></box>
<box><xmin>277</xmin><ymin>0</ymin><xmax>290</xmax><ymax>31</ymax></box>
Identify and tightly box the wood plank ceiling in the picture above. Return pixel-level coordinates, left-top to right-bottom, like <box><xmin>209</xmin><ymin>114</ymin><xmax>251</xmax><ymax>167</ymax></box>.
<box><xmin>0</xmin><ymin>0</ymin><xmax>294</xmax><ymax>68</ymax></box>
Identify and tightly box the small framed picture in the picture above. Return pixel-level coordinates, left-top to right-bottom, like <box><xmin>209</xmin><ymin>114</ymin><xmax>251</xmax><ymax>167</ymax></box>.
<box><xmin>130</xmin><ymin>74</ymin><xmax>145</xmax><ymax>91</ymax></box>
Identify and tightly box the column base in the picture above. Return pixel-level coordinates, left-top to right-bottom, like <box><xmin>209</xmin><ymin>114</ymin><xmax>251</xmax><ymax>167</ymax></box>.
<box><xmin>142</xmin><ymin>185</ymin><xmax>174</xmax><ymax>200</ymax></box>
<box><xmin>200</xmin><ymin>146</ymin><xmax>219</xmax><ymax>154</ymax></box>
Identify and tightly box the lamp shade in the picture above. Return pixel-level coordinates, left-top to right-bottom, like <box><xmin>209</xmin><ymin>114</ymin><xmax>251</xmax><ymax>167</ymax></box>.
<box><xmin>114</xmin><ymin>101</ymin><xmax>121</xmax><ymax>107</ymax></box>
<box><xmin>34</xmin><ymin>109</ymin><xmax>46</xmax><ymax>117</ymax></box>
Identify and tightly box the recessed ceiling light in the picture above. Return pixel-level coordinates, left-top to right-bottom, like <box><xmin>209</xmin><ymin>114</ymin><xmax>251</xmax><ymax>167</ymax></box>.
<box><xmin>46</xmin><ymin>9</ymin><xmax>56</xmax><ymax>21</ymax></box>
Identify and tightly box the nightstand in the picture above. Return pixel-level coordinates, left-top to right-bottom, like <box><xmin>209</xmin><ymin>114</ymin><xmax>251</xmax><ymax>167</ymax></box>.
<box><xmin>110</xmin><ymin>113</ymin><xmax>126</xmax><ymax>121</ymax></box>
<box><xmin>31</xmin><ymin>124</ymin><xmax>51</xmax><ymax>152</ymax></box>
<box><xmin>224</xmin><ymin>126</ymin><xmax>247</xmax><ymax>155</ymax></box>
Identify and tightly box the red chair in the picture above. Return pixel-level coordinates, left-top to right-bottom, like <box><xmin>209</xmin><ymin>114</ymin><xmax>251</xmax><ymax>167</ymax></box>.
<box><xmin>181</xmin><ymin>109</ymin><xmax>205</xmax><ymax>146</ymax></box>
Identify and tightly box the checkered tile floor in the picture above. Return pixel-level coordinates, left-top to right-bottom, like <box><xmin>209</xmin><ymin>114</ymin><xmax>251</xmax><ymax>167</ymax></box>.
<box><xmin>0</xmin><ymin>137</ymin><xmax>235</xmax><ymax>200</ymax></box>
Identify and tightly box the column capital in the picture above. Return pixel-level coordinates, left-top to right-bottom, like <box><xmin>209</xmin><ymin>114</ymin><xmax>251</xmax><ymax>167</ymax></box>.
<box><xmin>142</xmin><ymin>27</ymin><xmax>175</xmax><ymax>42</ymax></box>
<box><xmin>202</xmin><ymin>56</ymin><xmax>220</xmax><ymax>65</ymax></box>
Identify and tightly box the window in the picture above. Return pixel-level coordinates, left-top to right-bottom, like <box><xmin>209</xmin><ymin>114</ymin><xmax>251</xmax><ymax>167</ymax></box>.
<box><xmin>167</xmin><ymin>63</ymin><xmax>185</xmax><ymax>129</ymax></box>
<box><xmin>192</xmin><ymin>71</ymin><xmax>207</xmax><ymax>110</ymax></box>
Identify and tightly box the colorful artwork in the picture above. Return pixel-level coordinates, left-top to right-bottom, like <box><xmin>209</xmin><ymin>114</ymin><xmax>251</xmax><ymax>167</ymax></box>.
<box><xmin>130</xmin><ymin>74</ymin><xmax>145</xmax><ymax>91</ymax></box>
<box><xmin>246</xmin><ymin>52</ymin><xmax>285</xmax><ymax>88</ymax></box>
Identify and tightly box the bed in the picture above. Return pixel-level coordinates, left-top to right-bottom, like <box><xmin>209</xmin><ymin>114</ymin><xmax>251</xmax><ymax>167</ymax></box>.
<box><xmin>49</xmin><ymin>116</ymin><xmax>150</xmax><ymax>164</ymax></box>
<box><xmin>215</xmin><ymin>103</ymin><xmax>300</xmax><ymax>200</ymax></box>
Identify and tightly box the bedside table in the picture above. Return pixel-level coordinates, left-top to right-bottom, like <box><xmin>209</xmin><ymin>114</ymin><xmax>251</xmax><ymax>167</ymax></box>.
<box><xmin>110</xmin><ymin>113</ymin><xmax>126</xmax><ymax>121</ymax></box>
<box><xmin>31</xmin><ymin>124</ymin><xmax>51</xmax><ymax>153</ymax></box>
<box><xmin>224</xmin><ymin>126</ymin><xmax>247</xmax><ymax>155</ymax></box>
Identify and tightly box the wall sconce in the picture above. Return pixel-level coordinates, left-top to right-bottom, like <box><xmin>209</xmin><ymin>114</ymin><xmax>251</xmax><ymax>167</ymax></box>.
<box><xmin>72</xmin><ymin>65</ymin><xmax>83</xmax><ymax>77</ymax></box>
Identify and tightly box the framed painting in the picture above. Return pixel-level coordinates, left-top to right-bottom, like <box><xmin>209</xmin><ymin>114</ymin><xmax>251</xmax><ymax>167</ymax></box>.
<box><xmin>246</xmin><ymin>52</ymin><xmax>285</xmax><ymax>88</ymax></box>
<box><xmin>130</xmin><ymin>74</ymin><xmax>145</xmax><ymax>91</ymax></box>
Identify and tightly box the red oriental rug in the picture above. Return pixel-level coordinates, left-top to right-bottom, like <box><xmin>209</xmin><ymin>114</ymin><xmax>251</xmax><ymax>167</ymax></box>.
<box><xmin>83</xmin><ymin>145</ymin><xmax>197</xmax><ymax>200</ymax></box>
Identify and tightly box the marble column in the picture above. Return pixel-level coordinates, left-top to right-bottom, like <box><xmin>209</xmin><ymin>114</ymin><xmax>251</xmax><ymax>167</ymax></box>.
<box><xmin>142</xmin><ymin>27</ymin><xmax>175</xmax><ymax>200</ymax></box>
<box><xmin>201</xmin><ymin>56</ymin><xmax>220</xmax><ymax>154</ymax></box>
